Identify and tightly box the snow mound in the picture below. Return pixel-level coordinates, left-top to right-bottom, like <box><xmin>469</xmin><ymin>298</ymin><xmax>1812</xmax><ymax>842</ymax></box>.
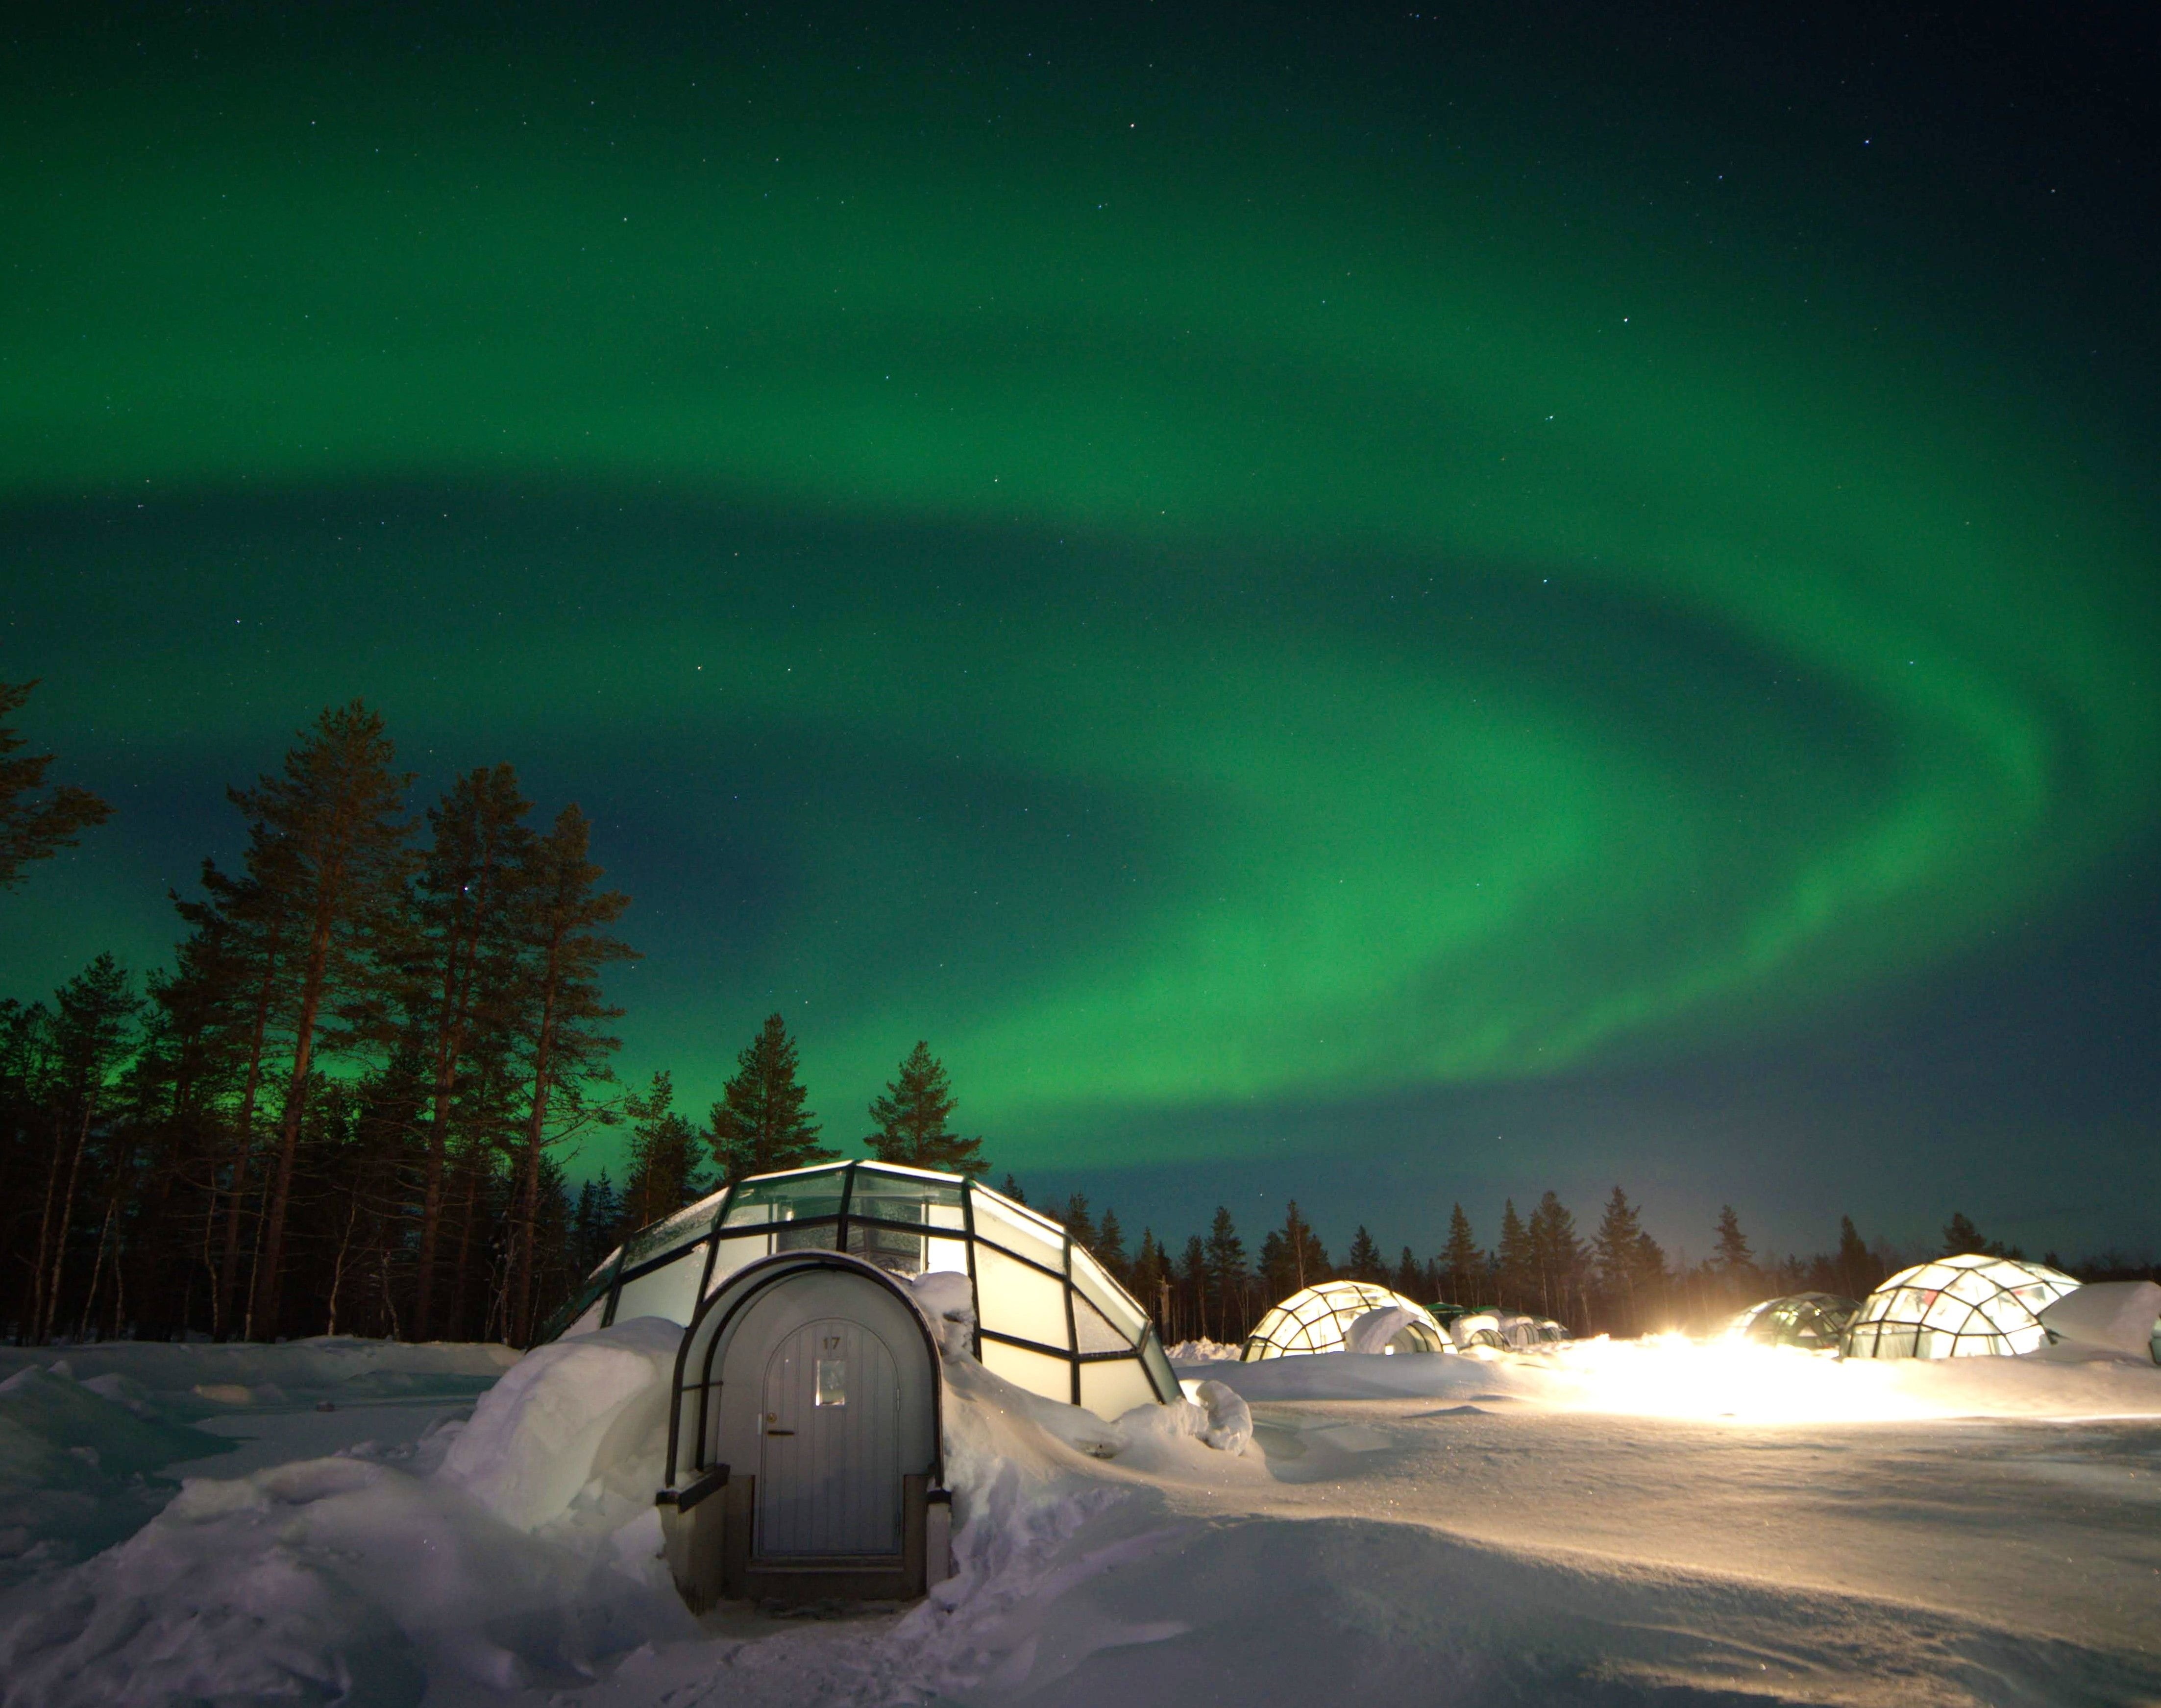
<box><xmin>441</xmin><ymin>1316</ymin><xmax>681</xmax><ymax>1533</ymax></box>
<box><xmin>1163</xmin><ymin>1338</ymin><xmax>1241</xmax><ymax>1365</ymax></box>
<box><xmin>0</xmin><ymin>1452</ymin><xmax>688</xmax><ymax>1706</ymax></box>
<box><xmin>0</xmin><ymin>1366</ymin><xmax>232</xmax><ymax>1588</ymax></box>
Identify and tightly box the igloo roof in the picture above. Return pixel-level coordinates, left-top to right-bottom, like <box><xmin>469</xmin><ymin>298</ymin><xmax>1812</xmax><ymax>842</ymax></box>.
<box><xmin>1241</xmin><ymin>1280</ymin><xmax>1447</xmax><ymax>1360</ymax></box>
<box><xmin>543</xmin><ymin>1160</ymin><xmax>1178</xmax><ymax>1417</ymax></box>
<box><xmin>1842</xmin><ymin>1254</ymin><xmax>2079</xmax><ymax>1360</ymax></box>
<box><xmin>1727</xmin><ymin>1292</ymin><xmax>1858</xmax><ymax>1350</ymax></box>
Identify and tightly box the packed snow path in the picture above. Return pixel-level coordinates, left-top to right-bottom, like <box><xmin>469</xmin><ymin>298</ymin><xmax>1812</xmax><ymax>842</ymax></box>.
<box><xmin>0</xmin><ymin>1333</ymin><xmax>2157</xmax><ymax>1706</ymax></box>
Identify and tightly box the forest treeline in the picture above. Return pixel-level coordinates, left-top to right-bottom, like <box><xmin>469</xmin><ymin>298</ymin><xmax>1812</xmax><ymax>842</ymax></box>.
<box><xmin>0</xmin><ymin>698</ymin><xmax>989</xmax><ymax>1349</ymax></box>
<box><xmin>4</xmin><ymin>688</ymin><xmax>2150</xmax><ymax>1351</ymax></box>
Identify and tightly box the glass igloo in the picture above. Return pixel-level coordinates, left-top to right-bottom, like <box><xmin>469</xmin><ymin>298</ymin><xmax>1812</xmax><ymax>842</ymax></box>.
<box><xmin>544</xmin><ymin>1160</ymin><xmax>1179</xmax><ymax>1418</ymax></box>
<box><xmin>1726</xmin><ymin>1293</ymin><xmax>1859</xmax><ymax>1351</ymax></box>
<box><xmin>1241</xmin><ymin>1280</ymin><xmax>1449</xmax><ymax>1360</ymax></box>
<box><xmin>1841</xmin><ymin>1254</ymin><xmax>2080</xmax><ymax>1360</ymax></box>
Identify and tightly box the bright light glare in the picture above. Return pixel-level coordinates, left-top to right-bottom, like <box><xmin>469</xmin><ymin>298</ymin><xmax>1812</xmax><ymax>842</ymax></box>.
<box><xmin>1503</xmin><ymin>1333</ymin><xmax>2161</xmax><ymax>1424</ymax></box>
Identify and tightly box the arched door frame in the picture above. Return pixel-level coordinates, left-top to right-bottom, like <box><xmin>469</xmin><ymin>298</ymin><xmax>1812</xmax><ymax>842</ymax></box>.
<box><xmin>666</xmin><ymin>1250</ymin><xmax>945</xmax><ymax>1492</ymax></box>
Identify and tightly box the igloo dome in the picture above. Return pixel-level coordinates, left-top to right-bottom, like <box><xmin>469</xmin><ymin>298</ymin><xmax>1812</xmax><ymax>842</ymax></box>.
<box><xmin>1726</xmin><ymin>1292</ymin><xmax>1859</xmax><ymax>1351</ymax></box>
<box><xmin>543</xmin><ymin>1160</ymin><xmax>1179</xmax><ymax>1419</ymax></box>
<box><xmin>1240</xmin><ymin>1280</ymin><xmax>1449</xmax><ymax>1360</ymax></box>
<box><xmin>1841</xmin><ymin>1254</ymin><xmax>2079</xmax><ymax>1360</ymax></box>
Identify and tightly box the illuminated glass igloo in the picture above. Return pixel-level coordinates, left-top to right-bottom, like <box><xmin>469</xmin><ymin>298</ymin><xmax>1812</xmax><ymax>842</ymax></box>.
<box><xmin>1241</xmin><ymin>1280</ymin><xmax>1450</xmax><ymax>1360</ymax></box>
<box><xmin>1841</xmin><ymin>1254</ymin><xmax>2080</xmax><ymax>1360</ymax></box>
<box><xmin>1726</xmin><ymin>1293</ymin><xmax>1859</xmax><ymax>1351</ymax></box>
<box><xmin>545</xmin><ymin>1160</ymin><xmax>1179</xmax><ymax>1419</ymax></box>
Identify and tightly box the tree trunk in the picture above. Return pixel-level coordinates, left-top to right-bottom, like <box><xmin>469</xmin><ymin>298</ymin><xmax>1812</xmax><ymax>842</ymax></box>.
<box><xmin>508</xmin><ymin>949</ymin><xmax>563</xmax><ymax>1347</ymax></box>
<box><xmin>414</xmin><ymin>893</ymin><xmax>477</xmax><ymax>1340</ymax></box>
<box><xmin>217</xmin><ymin>927</ymin><xmax>281</xmax><ymax>1337</ymax></box>
<box><xmin>250</xmin><ymin>905</ymin><xmax>334</xmax><ymax>1341</ymax></box>
<box><xmin>40</xmin><ymin>1099</ymin><xmax>99</xmax><ymax>1343</ymax></box>
<box><xmin>25</xmin><ymin>1108</ymin><xmax>67</xmax><ymax>1345</ymax></box>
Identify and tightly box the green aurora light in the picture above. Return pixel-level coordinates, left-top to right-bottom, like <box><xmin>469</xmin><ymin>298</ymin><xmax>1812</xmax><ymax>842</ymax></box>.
<box><xmin>2</xmin><ymin>12</ymin><xmax>2155</xmax><ymax>1167</ymax></box>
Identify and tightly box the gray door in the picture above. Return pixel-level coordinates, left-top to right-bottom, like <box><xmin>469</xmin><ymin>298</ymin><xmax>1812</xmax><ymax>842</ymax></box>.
<box><xmin>757</xmin><ymin>1316</ymin><xmax>903</xmax><ymax>1557</ymax></box>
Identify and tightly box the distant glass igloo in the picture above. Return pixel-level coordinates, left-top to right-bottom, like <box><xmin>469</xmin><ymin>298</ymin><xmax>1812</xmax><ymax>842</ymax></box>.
<box><xmin>543</xmin><ymin>1160</ymin><xmax>1179</xmax><ymax>1419</ymax></box>
<box><xmin>1726</xmin><ymin>1292</ymin><xmax>1859</xmax><ymax>1351</ymax></box>
<box><xmin>1841</xmin><ymin>1255</ymin><xmax>2080</xmax><ymax>1360</ymax></box>
<box><xmin>1241</xmin><ymin>1280</ymin><xmax>1449</xmax><ymax>1360</ymax></box>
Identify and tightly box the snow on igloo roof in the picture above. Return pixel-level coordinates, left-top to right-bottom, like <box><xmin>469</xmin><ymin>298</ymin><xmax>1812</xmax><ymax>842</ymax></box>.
<box><xmin>544</xmin><ymin>1160</ymin><xmax>1180</xmax><ymax>1418</ymax></box>
<box><xmin>1241</xmin><ymin>1280</ymin><xmax>1448</xmax><ymax>1361</ymax></box>
<box><xmin>1842</xmin><ymin>1254</ymin><xmax>2080</xmax><ymax>1360</ymax></box>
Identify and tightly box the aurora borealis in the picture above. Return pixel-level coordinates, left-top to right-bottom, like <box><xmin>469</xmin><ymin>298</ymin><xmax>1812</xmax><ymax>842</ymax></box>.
<box><xmin>4</xmin><ymin>5</ymin><xmax>2157</xmax><ymax>1252</ymax></box>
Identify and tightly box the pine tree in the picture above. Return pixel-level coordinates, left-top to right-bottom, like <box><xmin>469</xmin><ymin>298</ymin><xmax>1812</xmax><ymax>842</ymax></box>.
<box><xmin>1528</xmin><ymin>1192</ymin><xmax>1581</xmax><ymax>1321</ymax></box>
<box><xmin>1496</xmin><ymin>1198</ymin><xmax>1533</xmax><ymax>1308</ymax></box>
<box><xmin>998</xmin><ymin>1172</ymin><xmax>1027</xmax><ymax>1205</ymax></box>
<box><xmin>1131</xmin><ymin>1228</ymin><xmax>1170</xmax><ymax>1329</ymax></box>
<box><xmin>707</xmin><ymin>1013</ymin><xmax>832</xmax><ymax>1184</ymax></box>
<box><xmin>1178</xmin><ymin>1234</ymin><xmax>1208</xmax><ymax>1341</ymax></box>
<box><xmin>407</xmin><ymin>764</ymin><xmax>534</xmax><ymax>1340</ymax></box>
<box><xmin>1261</xmin><ymin>1199</ymin><xmax>1328</xmax><ymax>1294</ymax></box>
<box><xmin>1205</xmin><ymin>1207</ymin><xmax>1249</xmax><ymax>1339</ymax></box>
<box><xmin>503</xmin><ymin>805</ymin><xmax>635</xmax><ymax>1344</ymax></box>
<box><xmin>1392</xmin><ymin>1245</ymin><xmax>1425</xmax><ymax>1301</ymax></box>
<box><xmin>236</xmin><ymin>704</ymin><xmax>416</xmax><ymax>1341</ymax></box>
<box><xmin>176</xmin><ymin>854</ymin><xmax>295</xmax><ymax>1338</ymax></box>
<box><xmin>1592</xmin><ymin>1186</ymin><xmax>1644</xmax><ymax>1326</ymax></box>
<box><xmin>1940</xmin><ymin>1211</ymin><xmax>2000</xmax><ymax>1258</ymax></box>
<box><xmin>570</xmin><ymin>1171</ymin><xmax>622</xmax><ymax>1276</ymax></box>
<box><xmin>0</xmin><ymin>680</ymin><xmax>112</xmax><ymax>890</ymax></box>
<box><xmin>1439</xmin><ymin>1202</ymin><xmax>1482</xmax><ymax>1305</ymax></box>
<box><xmin>1060</xmin><ymin>1194</ymin><xmax>1096</xmax><ymax>1251</ymax></box>
<box><xmin>865</xmin><ymin>1041</ymin><xmax>985</xmax><ymax>1174</ymax></box>
<box><xmin>620</xmin><ymin>1070</ymin><xmax>712</xmax><ymax>1233</ymax></box>
<box><xmin>1712</xmin><ymin>1205</ymin><xmax>1755</xmax><ymax>1290</ymax></box>
<box><xmin>27</xmin><ymin>955</ymin><xmax>142</xmax><ymax>1342</ymax></box>
<box><xmin>1346</xmin><ymin>1224</ymin><xmax>1383</xmax><ymax>1281</ymax></box>
<box><xmin>1834</xmin><ymin>1215</ymin><xmax>1873</xmax><ymax>1296</ymax></box>
<box><xmin>1094</xmin><ymin>1208</ymin><xmax>1128</xmax><ymax>1280</ymax></box>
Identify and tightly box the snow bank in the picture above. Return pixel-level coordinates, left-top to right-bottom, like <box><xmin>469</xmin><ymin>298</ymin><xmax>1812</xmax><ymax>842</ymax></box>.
<box><xmin>441</xmin><ymin>1317</ymin><xmax>680</xmax><ymax>1533</ymax></box>
<box><xmin>0</xmin><ymin>1366</ymin><xmax>233</xmax><ymax>1589</ymax></box>
<box><xmin>0</xmin><ymin>1450</ymin><xmax>689</xmax><ymax>1706</ymax></box>
<box><xmin>1163</xmin><ymin>1338</ymin><xmax>1240</xmax><ymax>1365</ymax></box>
<box><xmin>0</xmin><ymin>1338</ymin><xmax>519</xmax><ymax>1415</ymax></box>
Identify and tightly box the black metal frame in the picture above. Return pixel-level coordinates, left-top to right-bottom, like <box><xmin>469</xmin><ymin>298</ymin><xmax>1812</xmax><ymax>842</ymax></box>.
<box><xmin>562</xmin><ymin>1160</ymin><xmax>1179</xmax><ymax>1411</ymax></box>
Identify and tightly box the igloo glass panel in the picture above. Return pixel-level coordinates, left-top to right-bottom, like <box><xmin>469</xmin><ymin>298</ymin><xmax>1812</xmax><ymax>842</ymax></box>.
<box><xmin>612</xmin><ymin>1246</ymin><xmax>703</xmax><ymax>1326</ymax></box>
<box><xmin>852</xmin><ymin>1169</ymin><xmax>969</xmax><ymax>1231</ymax></box>
<box><xmin>1072</xmin><ymin>1291</ymin><xmax>1131</xmax><ymax>1354</ymax></box>
<box><xmin>1069</xmin><ymin>1249</ymin><xmax>1148</xmax><ymax>1343</ymax></box>
<box><xmin>979</xmin><ymin>1338</ymin><xmax>1073</xmax><ymax>1406</ymax></box>
<box><xmin>1080</xmin><ymin>1358</ymin><xmax>1159</xmax><ymax>1419</ymax></box>
<box><xmin>847</xmin><ymin>1220</ymin><xmax>928</xmax><ymax>1276</ymax></box>
<box><xmin>974</xmin><ymin>1243</ymin><xmax>1073</xmax><ymax>1351</ymax></box>
<box><xmin>620</xmin><ymin>1192</ymin><xmax>725</xmax><ymax>1268</ymax></box>
<box><xmin>920</xmin><ymin>1234</ymin><xmax>970</xmax><ymax>1275</ymax></box>
<box><xmin>721</xmin><ymin>1170</ymin><xmax>847</xmax><ymax>1228</ymax></box>
<box><xmin>971</xmin><ymin>1192</ymin><xmax>1069</xmax><ymax>1276</ymax></box>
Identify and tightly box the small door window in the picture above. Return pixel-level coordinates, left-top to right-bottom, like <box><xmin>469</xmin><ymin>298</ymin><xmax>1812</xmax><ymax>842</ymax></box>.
<box><xmin>815</xmin><ymin>1357</ymin><xmax>847</xmax><ymax>1406</ymax></box>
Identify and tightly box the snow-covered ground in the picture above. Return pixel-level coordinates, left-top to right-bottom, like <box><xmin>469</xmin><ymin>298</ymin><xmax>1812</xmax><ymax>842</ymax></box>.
<box><xmin>1</xmin><ymin>1329</ymin><xmax>2157</xmax><ymax>1706</ymax></box>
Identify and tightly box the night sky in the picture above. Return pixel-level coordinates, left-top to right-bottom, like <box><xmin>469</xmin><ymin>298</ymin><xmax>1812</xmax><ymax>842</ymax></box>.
<box><xmin>4</xmin><ymin>4</ymin><xmax>2156</xmax><ymax>1262</ymax></box>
